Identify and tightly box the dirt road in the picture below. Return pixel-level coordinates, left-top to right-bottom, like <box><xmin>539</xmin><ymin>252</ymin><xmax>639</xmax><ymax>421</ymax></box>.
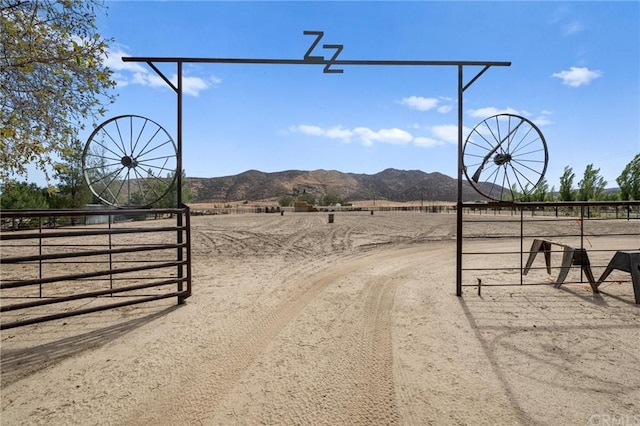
<box><xmin>2</xmin><ymin>212</ymin><xmax>638</xmax><ymax>425</ymax></box>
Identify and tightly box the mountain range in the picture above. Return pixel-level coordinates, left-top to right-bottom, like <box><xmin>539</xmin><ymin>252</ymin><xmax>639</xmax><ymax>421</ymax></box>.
<box><xmin>187</xmin><ymin>168</ymin><xmax>494</xmax><ymax>203</ymax></box>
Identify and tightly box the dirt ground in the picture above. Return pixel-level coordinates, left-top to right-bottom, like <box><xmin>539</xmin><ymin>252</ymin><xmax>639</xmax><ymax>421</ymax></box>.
<box><xmin>1</xmin><ymin>211</ymin><xmax>639</xmax><ymax>425</ymax></box>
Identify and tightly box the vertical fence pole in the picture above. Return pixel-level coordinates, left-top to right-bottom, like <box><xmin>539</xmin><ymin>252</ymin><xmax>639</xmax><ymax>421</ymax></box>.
<box><xmin>580</xmin><ymin>205</ymin><xmax>585</xmax><ymax>282</ymax></box>
<box><xmin>520</xmin><ymin>206</ymin><xmax>524</xmax><ymax>285</ymax></box>
<box><xmin>456</xmin><ymin>64</ymin><xmax>463</xmax><ymax>297</ymax></box>
<box><xmin>183</xmin><ymin>205</ymin><xmax>192</xmax><ymax>302</ymax></box>
<box><xmin>39</xmin><ymin>216</ymin><xmax>43</xmax><ymax>298</ymax></box>
<box><xmin>109</xmin><ymin>213</ymin><xmax>113</xmax><ymax>295</ymax></box>
<box><xmin>176</xmin><ymin>62</ymin><xmax>185</xmax><ymax>304</ymax></box>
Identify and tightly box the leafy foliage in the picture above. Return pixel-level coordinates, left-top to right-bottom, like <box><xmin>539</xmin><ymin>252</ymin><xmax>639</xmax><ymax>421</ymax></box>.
<box><xmin>297</xmin><ymin>192</ymin><xmax>316</xmax><ymax>205</ymax></box>
<box><xmin>0</xmin><ymin>0</ymin><xmax>116</xmax><ymax>183</ymax></box>
<box><xmin>616</xmin><ymin>153</ymin><xmax>640</xmax><ymax>200</ymax></box>
<box><xmin>149</xmin><ymin>170</ymin><xmax>192</xmax><ymax>208</ymax></box>
<box><xmin>577</xmin><ymin>163</ymin><xmax>607</xmax><ymax>201</ymax></box>
<box><xmin>278</xmin><ymin>195</ymin><xmax>292</xmax><ymax>207</ymax></box>
<box><xmin>530</xmin><ymin>177</ymin><xmax>549</xmax><ymax>202</ymax></box>
<box><xmin>0</xmin><ymin>181</ymin><xmax>49</xmax><ymax>209</ymax></box>
<box><xmin>320</xmin><ymin>191</ymin><xmax>344</xmax><ymax>206</ymax></box>
<box><xmin>558</xmin><ymin>166</ymin><xmax>575</xmax><ymax>201</ymax></box>
<box><xmin>49</xmin><ymin>139</ymin><xmax>93</xmax><ymax>208</ymax></box>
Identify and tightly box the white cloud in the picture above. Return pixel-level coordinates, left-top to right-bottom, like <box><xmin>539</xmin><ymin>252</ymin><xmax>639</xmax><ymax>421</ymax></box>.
<box><xmin>552</xmin><ymin>67</ymin><xmax>602</xmax><ymax>87</ymax></box>
<box><xmin>428</xmin><ymin>124</ymin><xmax>472</xmax><ymax>145</ymax></box>
<box><xmin>102</xmin><ymin>47</ymin><xmax>220</xmax><ymax>96</ymax></box>
<box><xmin>354</xmin><ymin>127</ymin><xmax>413</xmax><ymax>146</ymax></box>
<box><xmin>289</xmin><ymin>122</ymin><xmax>479</xmax><ymax>148</ymax></box>
<box><xmin>401</xmin><ymin>96</ymin><xmax>439</xmax><ymax>111</ymax></box>
<box><xmin>325</xmin><ymin>126</ymin><xmax>353</xmax><ymax>140</ymax></box>
<box><xmin>292</xmin><ymin>125</ymin><xmax>324</xmax><ymax>136</ymax></box>
<box><xmin>467</xmin><ymin>107</ymin><xmax>521</xmax><ymax>119</ymax></box>
<box><xmin>401</xmin><ymin>96</ymin><xmax>453</xmax><ymax>114</ymax></box>
<box><xmin>413</xmin><ymin>137</ymin><xmax>444</xmax><ymax>147</ymax></box>
<box><xmin>563</xmin><ymin>21</ymin><xmax>584</xmax><ymax>35</ymax></box>
<box><xmin>289</xmin><ymin>125</ymin><xmax>352</xmax><ymax>142</ymax></box>
<box><xmin>465</xmin><ymin>107</ymin><xmax>553</xmax><ymax>128</ymax></box>
<box><xmin>533</xmin><ymin>115</ymin><xmax>553</xmax><ymax>127</ymax></box>
<box><xmin>290</xmin><ymin>125</ymin><xmax>413</xmax><ymax>147</ymax></box>
<box><xmin>532</xmin><ymin>110</ymin><xmax>553</xmax><ymax>127</ymax></box>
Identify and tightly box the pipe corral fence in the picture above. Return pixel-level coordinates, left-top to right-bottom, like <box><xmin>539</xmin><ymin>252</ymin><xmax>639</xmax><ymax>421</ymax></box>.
<box><xmin>1</xmin><ymin>200</ymin><xmax>638</xmax><ymax>329</ymax></box>
<box><xmin>0</xmin><ymin>206</ymin><xmax>191</xmax><ymax>330</ymax></box>
<box><xmin>459</xmin><ymin>200</ymin><xmax>640</xmax><ymax>303</ymax></box>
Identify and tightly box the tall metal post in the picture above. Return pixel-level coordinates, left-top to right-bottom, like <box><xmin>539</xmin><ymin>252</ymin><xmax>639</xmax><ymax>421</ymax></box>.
<box><xmin>456</xmin><ymin>65</ymin><xmax>463</xmax><ymax>297</ymax></box>
<box><xmin>177</xmin><ymin>62</ymin><xmax>183</xmax><ymax>206</ymax></box>
<box><xmin>177</xmin><ymin>62</ymin><xmax>185</xmax><ymax>301</ymax></box>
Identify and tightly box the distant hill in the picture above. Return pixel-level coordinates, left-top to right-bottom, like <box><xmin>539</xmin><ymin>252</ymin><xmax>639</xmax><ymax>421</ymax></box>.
<box><xmin>187</xmin><ymin>168</ymin><xmax>496</xmax><ymax>203</ymax></box>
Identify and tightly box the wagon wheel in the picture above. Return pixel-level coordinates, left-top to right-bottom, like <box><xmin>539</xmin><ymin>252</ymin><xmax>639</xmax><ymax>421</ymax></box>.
<box><xmin>82</xmin><ymin>115</ymin><xmax>177</xmax><ymax>207</ymax></box>
<box><xmin>463</xmin><ymin>114</ymin><xmax>548</xmax><ymax>201</ymax></box>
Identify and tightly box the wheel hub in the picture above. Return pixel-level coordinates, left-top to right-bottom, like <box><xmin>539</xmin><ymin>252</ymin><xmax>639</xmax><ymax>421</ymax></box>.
<box><xmin>493</xmin><ymin>152</ymin><xmax>512</xmax><ymax>166</ymax></box>
<box><xmin>121</xmin><ymin>155</ymin><xmax>138</xmax><ymax>169</ymax></box>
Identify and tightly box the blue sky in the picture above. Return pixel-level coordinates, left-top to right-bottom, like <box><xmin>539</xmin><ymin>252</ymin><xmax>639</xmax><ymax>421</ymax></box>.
<box><xmin>89</xmin><ymin>0</ymin><xmax>638</xmax><ymax>190</ymax></box>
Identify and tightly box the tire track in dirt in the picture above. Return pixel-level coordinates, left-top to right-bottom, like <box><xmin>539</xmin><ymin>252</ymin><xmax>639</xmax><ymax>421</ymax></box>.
<box><xmin>346</xmin><ymin>274</ymin><xmax>401</xmax><ymax>425</ymax></box>
<box><xmin>207</xmin><ymin>246</ymin><xmax>437</xmax><ymax>425</ymax></box>
<box><xmin>121</xmin><ymin>249</ymin><xmax>382</xmax><ymax>425</ymax></box>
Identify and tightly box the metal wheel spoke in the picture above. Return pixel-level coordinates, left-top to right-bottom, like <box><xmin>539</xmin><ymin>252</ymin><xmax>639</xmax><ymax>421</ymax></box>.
<box><xmin>137</xmin><ymin>139</ymin><xmax>173</xmax><ymax>159</ymax></box>
<box><xmin>113</xmin><ymin>119</ymin><xmax>129</xmax><ymax>158</ymax></box>
<box><xmin>510</xmin><ymin>158</ymin><xmax>543</xmax><ymax>181</ymax></box>
<box><xmin>134</xmin><ymin>127</ymin><xmax>163</xmax><ymax>160</ymax></box>
<box><xmin>98</xmin><ymin>126</ymin><xmax>127</xmax><ymax>157</ymax></box>
<box><xmin>131</xmin><ymin>167</ymin><xmax>149</xmax><ymax>205</ymax></box>
<box><xmin>136</xmin><ymin>161</ymin><xmax>173</xmax><ymax>176</ymax></box>
<box><xmin>131</xmin><ymin>118</ymin><xmax>150</xmax><ymax>156</ymax></box>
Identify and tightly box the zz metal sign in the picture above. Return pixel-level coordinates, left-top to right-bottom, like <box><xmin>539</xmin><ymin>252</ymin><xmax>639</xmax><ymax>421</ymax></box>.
<box><xmin>302</xmin><ymin>30</ymin><xmax>344</xmax><ymax>74</ymax></box>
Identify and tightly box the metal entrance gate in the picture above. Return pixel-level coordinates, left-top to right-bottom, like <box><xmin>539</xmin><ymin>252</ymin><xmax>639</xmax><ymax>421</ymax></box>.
<box><xmin>0</xmin><ymin>207</ymin><xmax>191</xmax><ymax>330</ymax></box>
<box><xmin>458</xmin><ymin>200</ymin><xmax>640</xmax><ymax>301</ymax></box>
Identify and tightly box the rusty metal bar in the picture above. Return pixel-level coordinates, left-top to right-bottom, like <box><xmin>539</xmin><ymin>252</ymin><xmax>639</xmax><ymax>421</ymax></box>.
<box><xmin>1</xmin><ymin>292</ymin><xmax>185</xmax><ymax>330</ymax></box>
<box><xmin>0</xmin><ymin>260</ymin><xmax>186</xmax><ymax>290</ymax></box>
<box><xmin>181</xmin><ymin>204</ymin><xmax>192</xmax><ymax>303</ymax></box>
<box><xmin>1</xmin><ymin>243</ymin><xmax>185</xmax><ymax>264</ymax></box>
<box><xmin>1</xmin><ymin>278</ymin><xmax>187</xmax><ymax>312</ymax></box>
<box><xmin>0</xmin><ymin>226</ymin><xmax>187</xmax><ymax>241</ymax></box>
<box><xmin>0</xmin><ymin>207</ymin><xmax>185</xmax><ymax>216</ymax></box>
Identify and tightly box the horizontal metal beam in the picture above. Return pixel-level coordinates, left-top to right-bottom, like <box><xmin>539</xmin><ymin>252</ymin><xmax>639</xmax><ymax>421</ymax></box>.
<box><xmin>1</xmin><ymin>278</ymin><xmax>188</xmax><ymax>313</ymax></box>
<box><xmin>0</xmin><ymin>225</ymin><xmax>187</xmax><ymax>241</ymax></box>
<box><xmin>1</xmin><ymin>243</ymin><xmax>186</xmax><ymax>264</ymax></box>
<box><xmin>0</xmin><ymin>291</ymin><xmax>187</xmax><ymax>330</ymax></box>
<box><xmin>1</xmin><ymin>260</ymin><xmax>186</xmax><ymax>290</ymax></box>
<box><xmin>122</xmin><ymin>56</ymin><xmax>511</xmax><ymax>68</ymax></box>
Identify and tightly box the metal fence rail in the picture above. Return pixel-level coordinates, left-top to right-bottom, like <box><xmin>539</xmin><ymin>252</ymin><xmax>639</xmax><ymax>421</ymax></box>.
<box><xmin>459</xmin><ymin>201</ymin><xmax>640</xmax><ymax>301</ymax></box>
<box><xmin>0</xmin><ymin>207</ymin><xmax>191</xmax><ymax>330</ymax></box>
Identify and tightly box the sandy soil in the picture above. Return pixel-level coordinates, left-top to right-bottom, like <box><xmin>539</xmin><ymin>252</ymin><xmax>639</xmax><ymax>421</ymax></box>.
<box><xmin>1</xmin><ymin>211</ymin><xmax>639</xmax><ymax>425</ymax></box>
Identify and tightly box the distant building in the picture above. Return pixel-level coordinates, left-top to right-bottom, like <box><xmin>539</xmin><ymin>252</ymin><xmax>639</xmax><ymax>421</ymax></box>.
<box><xmin>293</xmin><ymin>201</ymin><xmax>317</xmax><ymax>212</ymax></box>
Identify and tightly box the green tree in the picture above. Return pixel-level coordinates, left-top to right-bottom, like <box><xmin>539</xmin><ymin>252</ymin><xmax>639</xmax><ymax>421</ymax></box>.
<box><xmin>578</xmin><ymin>164</ymin><xmax>607</xmax><ymax>201</ymax></box>
<box><xmin>49</xmin><ymin>139</ymin><xmax>93</xmax><ymax>208</ymax></box>
<box><xmin>546</xmin><ymin>185</ymin><xmax>557</xmax><ymax>201</ymax></box>
<box><xmin>558</xmin><ymin>166</ymin><xmax>575</xmax><ymax>201</ymax></box>
<box><xmin>507</xmin><ymin>183</ymin><xmax>523</xmax><ymax>201</ymax></box>
<box><xmin>616</xmin><ymin>153</ymin><xmax>640</xmax><ymax>200</ymax></box>
<box><xmin>321</xmin><ymin>191</ymin><xmax>344</xmax><ymax>206</ymax></box>
<box><xmin>297</xmin><ymin>192</ymin><xmax>316</xmax><ymax>205</ymax></box>
<box><xmin>278</xmin><ymin>195</ymin><xmax>292</xmax><ymax>207</ymax></box>
<box><xmin>0</xmin><ymin>0</ymin><xmax>116</xmax><ymax>183</ymax></box>
<box><xmin>151</xmin><ymin>170</ymin><xmax>192</xmax><ymax>208</ymax></box>
<box><xmin>0</xmin><ymin>181</ymin><xmax>49</xmax><ymax>209</ymax></box>
<box><xmin>531</xmin><ymin>177</ymin><xmax>549</xmax><ymax>202</ymax></box>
